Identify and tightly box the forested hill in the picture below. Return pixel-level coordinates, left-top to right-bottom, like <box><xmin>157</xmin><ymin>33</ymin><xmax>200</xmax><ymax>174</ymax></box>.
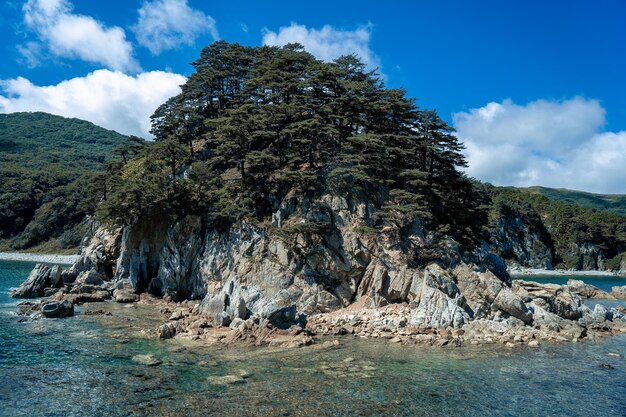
<box><xmin>488</xmin><ymin>186</ymin><xmax>626</xmax><ymax>271</ymax></box>
<box><xmin>0</xmin><ymin>112</ymin><xmax>136</xmax><ymax>252</ymax></box>
<box><xmin>521</xmin><ymin>186</ymin><xmax>626</xmax><ymax>216</ymax></box>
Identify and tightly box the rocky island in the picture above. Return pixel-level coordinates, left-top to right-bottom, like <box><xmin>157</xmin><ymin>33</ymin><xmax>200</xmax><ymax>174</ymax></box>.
<box><xmin>10</xmin><ymin>42</ymin><xmax>626</xmax><ymax>350</ymax></box>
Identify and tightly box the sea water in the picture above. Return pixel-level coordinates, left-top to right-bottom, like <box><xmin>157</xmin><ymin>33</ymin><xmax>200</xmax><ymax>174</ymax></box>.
<box><xmin>1</xmin><ymin>260</ymin><xmax>626</xmax><ymax>417</ymax></box>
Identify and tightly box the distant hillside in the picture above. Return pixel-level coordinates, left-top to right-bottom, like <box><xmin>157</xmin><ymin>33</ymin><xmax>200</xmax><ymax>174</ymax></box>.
<box><xmin>0</xmin><ymin>112</ymin><xmax>133</xmax><ymax>252</ymax></box>
<box><xmin>488</xmin><ymin>186</ymin><xmax>626</xmax><ymax>271</ymax></box>
<box><xmin>522</xmin><ymin>186</ymin><xmax>626</xmax><ymax>216</ymax></box>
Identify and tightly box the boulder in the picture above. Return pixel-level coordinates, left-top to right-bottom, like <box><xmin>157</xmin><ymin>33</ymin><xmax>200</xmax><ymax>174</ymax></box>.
<box><xmin>492</xmin><ymin>287</ymin><xmax>533</xmax><ymax>324</ymax></box>
<box><xmin>552</xmin><ymin>288</ymin><xmax>584</xmax><ymax>320</ymax></box>
<box><xmin>567</xmin><ymin>279</ymin><xmax>613</xmax><ymax>299</ymax></box>
<box><xmin>214</xmin><ymin>311</ymin><xmax>232</xmax><ymax>327</ymax></box>
<box><xmin>611</xmin><ymin>285</ymin><xmax>626</xmax><ymax>299</ymax></box>
<box><xmin>113</xmin><ymin>288</ymin><xmax>138</xmax><ymax>303</ymax></box>
<box><xmin>229</xmin><ymin>317</ymin><xmax>246</xmax><ymax>330</ymax></box>
<box><xmin>75</xmin><ymin>270</ymin><xmax>105</xmax><ymax>286</ymax></box>
<box><xmin>50</xmin><ymin>265</ymin><xmax>63</xmax><ymax>288</ymax></box>
<box><xmin>409</xmin><ymin>266</ymin><xmax>468</xmax><ymax>328</ymax></box>
<box><xmin>157</xmin><ymin>322</ymin><xmax>178</xmax><ymax>339</ymax></box>
<box><xmin>12</xmin><ymin>264</ymin><xmax>52</xmax><ymax>298</ymax></box>
<box><xmin>41</xmin><ymin>300</ymin><xmax>74</xmax><ymax>318</ymax></box>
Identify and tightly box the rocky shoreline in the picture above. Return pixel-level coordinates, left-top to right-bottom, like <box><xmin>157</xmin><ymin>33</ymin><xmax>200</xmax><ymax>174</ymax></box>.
<box><xmin>12</xmin><ymin>262</ymin><xmax>626</xmax><ymax>350</ymax></box>
<box><xmin>0</xmin><ymin>252</ymin><xmax>79</xmax><ymax>265</ymax></box>
<box><xmin>510</xmin><ymin>267</ymin><xmax>623</xmax><ymax>277</ymax></box>
<box><xmin>8</xmin><ymin>190</ymin><xmax>626</xmax><ymax>352</ymax></box>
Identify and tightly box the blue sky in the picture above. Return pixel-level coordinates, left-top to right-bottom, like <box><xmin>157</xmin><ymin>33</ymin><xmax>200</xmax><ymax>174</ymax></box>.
<box><xmin>1</xmin><ymin>0</ymin><xmax>625</xmax><ymax>193</ymax></box>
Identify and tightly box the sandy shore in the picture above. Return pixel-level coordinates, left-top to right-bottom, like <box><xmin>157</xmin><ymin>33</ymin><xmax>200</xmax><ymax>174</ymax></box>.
<box><xmin>0</xmin><ymin>252</ymin><xmax>79</xmax><ymax>265</ymax></box>
<box><xmin>510</xmin><ymin>268</ymin><xmax>620</xmax><ymax>277</ymax></box>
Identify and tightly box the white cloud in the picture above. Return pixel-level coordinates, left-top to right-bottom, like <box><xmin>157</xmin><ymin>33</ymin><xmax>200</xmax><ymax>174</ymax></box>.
<box><xmin>454</xmin><ymin>97</ymin><xmax>626</xmax><ymax>194</ymax></box>
<box><xmin>133</xmin><ymin>0</ymin><xmax>218</xmax><ymax>55</ymax></box>
<box><xmin>16</xmin><ymin>42</ymin><xmax>43</xmax><ymax>68</ymax></box>
<box><xmin>263</xmin><ymin>23</ymin><xmax>381</xmax><ymax>70</ymax></box>
<box><xmin>22</xmin><ymin>0</ymin><xmax>138</xmax><ymax>71</ymax></box>
<box><xmin>0</xmin><ymin>70</ymin><xmax>186</xmax><ymax>138</ymax></box>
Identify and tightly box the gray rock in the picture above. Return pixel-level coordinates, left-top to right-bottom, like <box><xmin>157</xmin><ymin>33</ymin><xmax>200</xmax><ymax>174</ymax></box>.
<box><xmin>131</xmin><ymin>354</ymin><xmax>162</xmax><ymax>366</ymax></box>
<box><xmin>492</xmin><ymin>287</ymin><xmax>533</xmax><ymax>324</ymax></box>
<box><xmin>229</xmin><ymin>317</ymin><xmax>245</xmax><ymax>330</ymax></box>
<box><xmin>409</xmin><ymin>265</ymin><xmax>468</xmax><ymax>328</ymax></box>
<box><xmin>113</xmin><ymin>289</ymin><xmax>138</xmax><ymax>303</ymax></box>
<box><xmin>611</xmin><ymin>285</ymin><xmax>626</xmax><ymax>299</ymax></box>
<box><xmin>50</xmin><ymin>265</ymin><xmax>63</xmax><ymax>288</ymax></box>
<box><xmin>567</xmin><ymin>279</ymin><xmax>612</xmax><ymax>299</ymax></box>
<box><xmin>41</xmin><ymin>300</ymin><xmax>74</xmax><ymax>318</ymax></box>
<box><xmin>214</xmin><ymin>311</ymin><xmax>231</xmax><ymax>327</ymax></box>
<box><xmin>12</xmin><ymin>264</ymin><xmax>52</xmax><ymax>298</ymax></box>
<box><xmin>76</xmin><ymin>270</ymin><xmax>104</xmax><ymax>286</ymax></box>
<box><xmin>157</xmin><ymin>322</ymin><xmax>177</xmax><ymax>339</ymax></box>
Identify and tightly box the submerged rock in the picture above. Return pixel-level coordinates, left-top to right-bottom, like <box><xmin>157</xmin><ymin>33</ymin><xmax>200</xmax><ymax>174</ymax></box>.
<box><xmin>131</xmin><ymin>354</ymin><xmax>162</xmax><ymax>366</ymax></box>
<box><xmin>206</xmin><ymin>375</ymin><xmax>247</xmax><ymax>385</ymax></box>
<box><xmin>41</xmin><ymin>300</ymin><xmax>74</xmax><ymax>318</ymax></box>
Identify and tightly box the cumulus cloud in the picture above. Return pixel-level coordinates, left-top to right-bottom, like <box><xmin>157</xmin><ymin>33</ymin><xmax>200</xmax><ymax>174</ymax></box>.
<box><xmin>133</xmin><ymin>0</ymin><xmax>218</xmax><ymax>55</ymax></box>
<box><xmin>453</xmin><ymin>97</ymin><xmax>626</xmax><ymax>194</ymax></box>
<box><xmin>0</xmin><ymin>70</ymin><xmax>186</xmax><ymax>138</ymax></box>
<box><xmin>22</xmin><ymin>0</ymin><xmax>138</xmax><ymax>71</ymax></box>
<box><xmin>263</xmin><ymin>23</ymin><xmax>381</xmax><ymax>70</ymax></box>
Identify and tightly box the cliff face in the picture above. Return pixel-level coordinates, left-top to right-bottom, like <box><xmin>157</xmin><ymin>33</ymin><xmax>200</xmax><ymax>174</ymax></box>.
<box><xmin>64</xmin><ymin>191</ymin><xmax>532</xmax><ymax>328</ymax></box>
<box><xmin>20</xmin><ymin>189</ymin><xmax>626</xmax><ymax>340</ymax></box>
<box><xmin>490</xmin><ymin>213</ymin><xmax>622</xmax><ymax>271</ymax></box>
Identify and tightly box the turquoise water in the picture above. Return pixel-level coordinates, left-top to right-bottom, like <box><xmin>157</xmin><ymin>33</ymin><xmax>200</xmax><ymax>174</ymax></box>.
<box><xmin>1</xmin><ymin>261</ymin><xmax>626</xmax><ymax>416</ymax></box>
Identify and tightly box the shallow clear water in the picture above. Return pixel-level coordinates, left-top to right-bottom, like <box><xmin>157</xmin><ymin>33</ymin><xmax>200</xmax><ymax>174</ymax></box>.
<box><xmin>2</xmin><ymin>261</ymin><xmax>626</xmax><ymax>416</ymax></box>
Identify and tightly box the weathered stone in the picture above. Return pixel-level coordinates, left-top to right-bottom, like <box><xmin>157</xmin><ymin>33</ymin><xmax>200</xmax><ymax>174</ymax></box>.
<box><xmin>214</xmin><ymin>311</ymin><xmax>231</xmax><ymax>327</ymax></box>
<box><xmin>113</xmin><ymin>289</ymin><xmax>138</xmax><ymax>303</ymax></box>
<box><xmin>41</xmin><ymin>300</ymin><xmax>74</xmax><ymax>318</ymax></box>
<box><xmin>157</xmin><ymin>322</ymin><xmax>177</xmax><ymax>339</ymax></box>
<box><xmin>131</xmin><ymin>354</ymin><xmax>162</xmax><ymax>366</ymax></box>
<box><xmin>409</xmin><ymin>265</ymin><xmax>468</xmax><ymax>329</ymax></box>
<box><xmin>611</xmin><ymin>285</ymin><xmax>626</xmax><ymax>299</ymax></box>
<box><xmin>206</xmin><ymin>375</ymin><xmax>247</xmax><ymax>385</ymax></box>
<box><xmin>12</xmin><ymin>264</ymin><xmax>52</xmax><ymax>298</ymax></box>
<box><xmin>229</xmin><ymin>317</ymin><xmax>245</xmax><ymax>330</ymax></box>
<box><xmin>50</xmin><ymin>265</ymin><xmax>63</xmax><ymax>288</ymax></box>
<box><xmin>567</xmin><ymin>279</ymin><xmax>613</xmax><ymax>299</ymax></box>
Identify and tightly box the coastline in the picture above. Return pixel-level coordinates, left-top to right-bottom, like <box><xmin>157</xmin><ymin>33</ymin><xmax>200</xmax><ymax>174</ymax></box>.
<box><xmin>510</xmin><ymin>268</ymin><xmax>621</xmax><ymax>277</ymax></box>
<box><xmin>0</xmin><ymin>252</ymin><xmax>79</xmax><ymax>265</ymax></box>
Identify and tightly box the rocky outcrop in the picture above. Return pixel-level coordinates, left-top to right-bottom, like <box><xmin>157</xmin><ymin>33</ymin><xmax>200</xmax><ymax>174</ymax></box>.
<box><xmin>41</xmin><ymin>300</ymin><xmax>74</xmax><ymax>318</ymax></box>
<box><xmin>18</xmin><ymin>190</ymin><xmax>626</xmax><ymax>342</ymax></box>
<box><xmin>612</xmin><ymin>285</ymin><xmax>626</xmax><ymax>299</ymax></box>
<box><xmin>12</xmin><ymin>264</ymin><xmax>61</xmax><ymax>298</ymax></box>
<box><xmin>566</xmin><ymin>279</ymin><xmax>614</xmax><ymax>299</ymax></box>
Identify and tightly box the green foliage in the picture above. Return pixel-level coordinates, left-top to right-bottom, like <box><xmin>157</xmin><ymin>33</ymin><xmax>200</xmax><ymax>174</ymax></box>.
<box><xmin>607</xmin><ymin>252</ymin><xmax>626</xmax><ymax>271</ymax></box>
<box><xmin>100</xmin><ymin>41</ymin><xmax>487</xmax><ymax>246</ymax></box>
<box><xmin>488</xmin><ymin>186</ymin><xmax>626</xmax><ymax>266</ymax></box>
<box><xmin>525</xmin><ymin>186</ymin><xmax>626</xmax><ymax>216</ymax></box>
<box><xmin>0</xmin><ymin>112</ymin><xmax>132</xmax><ymax>250</ymax></box>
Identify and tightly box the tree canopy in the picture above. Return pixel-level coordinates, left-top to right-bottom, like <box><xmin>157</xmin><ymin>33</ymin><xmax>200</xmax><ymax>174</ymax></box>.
<box><xmin>99</xmin><ymin>41</ymin><xmax>486</xmax><ymax>245</ymax></box>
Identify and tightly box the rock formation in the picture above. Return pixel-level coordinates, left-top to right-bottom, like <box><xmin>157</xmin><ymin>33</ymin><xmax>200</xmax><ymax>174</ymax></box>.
<box><xmin>13</xmin><ymin>190</ymin><xmax>624</xmax><ymax>342</ymax></box>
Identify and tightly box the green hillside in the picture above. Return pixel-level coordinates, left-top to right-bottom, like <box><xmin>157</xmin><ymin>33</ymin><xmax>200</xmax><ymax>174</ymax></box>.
<box><xmin>0</xmin><ymin>112</ymin><xmax>133</xmax><ymax>252</ymax></box>
<box><xmin>522</xmin><ymin>186</ymin><xmax>626</xmax><ymax>216</ymax></box>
